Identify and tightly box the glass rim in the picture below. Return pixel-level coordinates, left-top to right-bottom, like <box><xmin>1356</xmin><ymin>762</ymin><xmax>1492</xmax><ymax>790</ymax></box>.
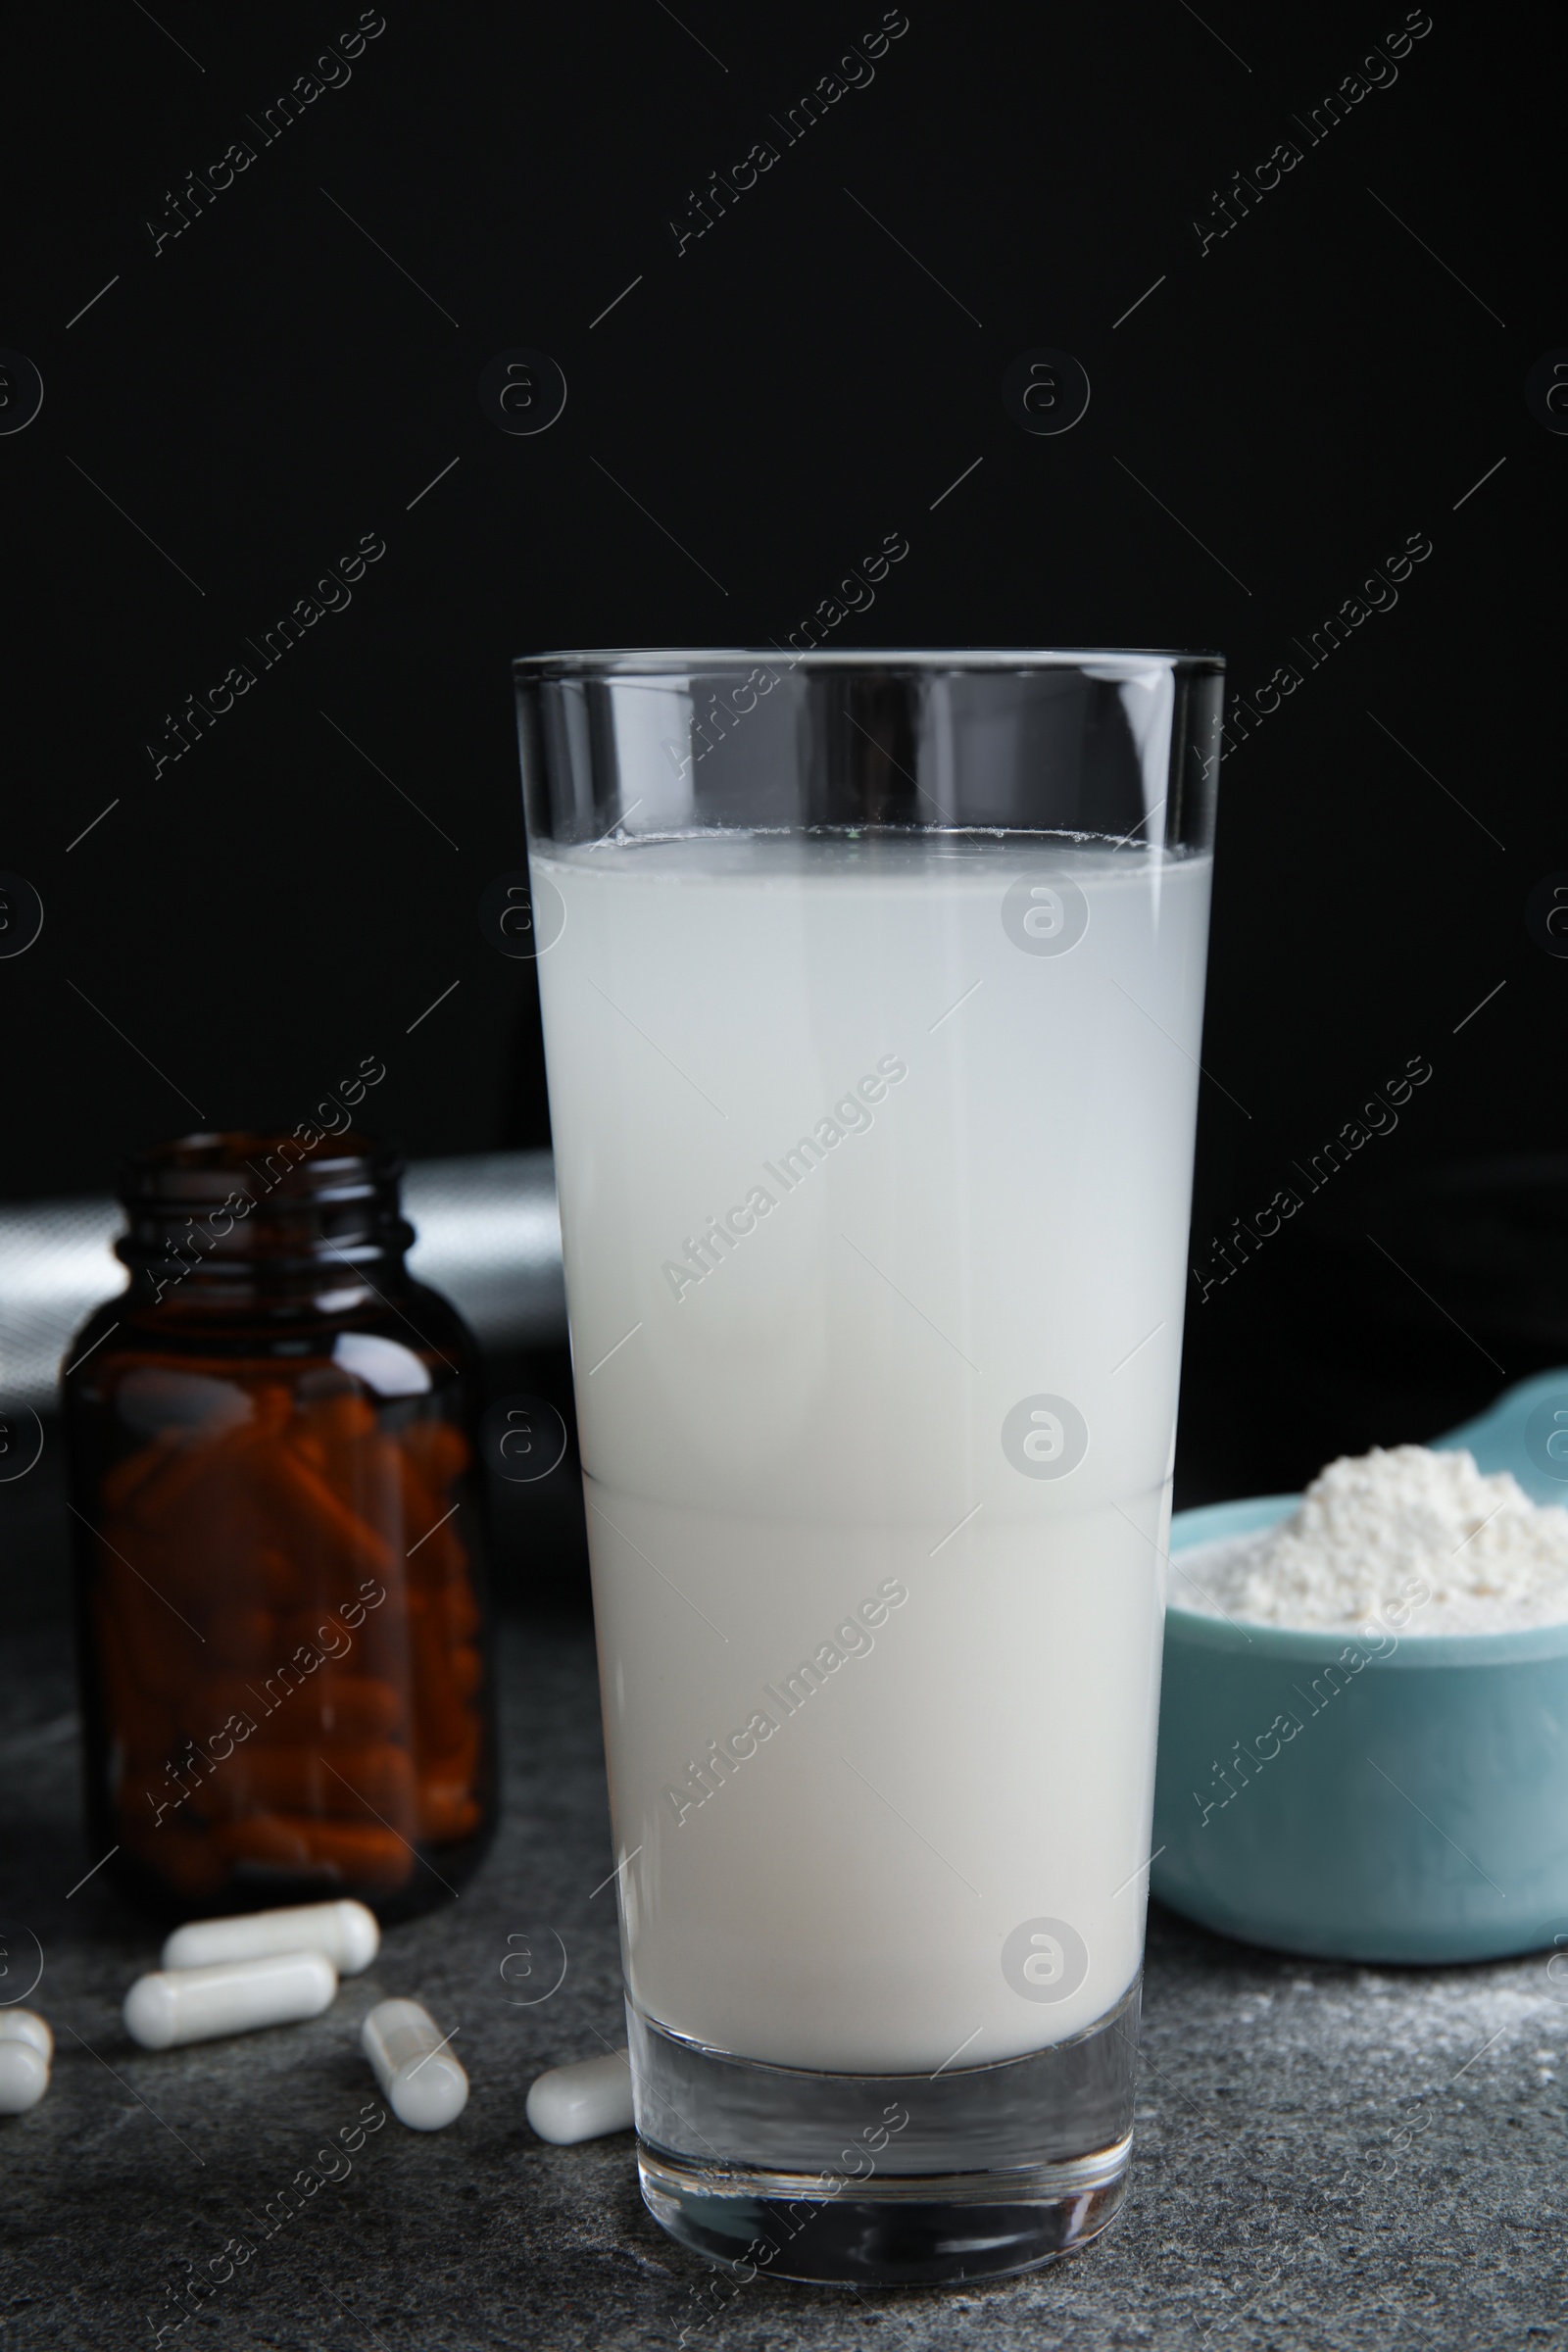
<box><xmin>513</xmin><ymin>646</ymin><xmax>1224</xmax><ymax>679</ymax></box>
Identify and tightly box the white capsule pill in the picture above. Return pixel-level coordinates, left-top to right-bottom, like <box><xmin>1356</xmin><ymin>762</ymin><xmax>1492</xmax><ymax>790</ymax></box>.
<box><xmin>162</xmin><ymin>1898</ymin><xmax>379</xmax><ymax>1977</ymax></box>
<box><xmin>0</xmin><ymin>2008</ymin><xmax>52</xmax><ymax>2063</ymax></box>
<box><xmin>0</xmin><ymin>2042</ymin><xmax>49</xmax><ymax>2115</ymax></box>
<box><xmin>361</xmin><ymin>1998</ymin><xmax>467</xmax><ymax>2131</ymax></box>
<box><xmin>123</xmin><ymin>1951</ymin><xmax>338</xmax><ymax>2049</ymax></box>
<box><xmin>525</xmin><ymin>2048</ymin><xmax>635</xmax><ymax>2145</ymax></box>
<box><xmin>0</xmin><ymin>2011</ymin><xmax>52</xmax><ymax>2115</ymax></box>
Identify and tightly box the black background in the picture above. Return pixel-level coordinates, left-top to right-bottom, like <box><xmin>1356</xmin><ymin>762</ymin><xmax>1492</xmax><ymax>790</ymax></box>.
<box><xmin>2</xmin><ymin>0</ymin><xmax>1562</xmax><ymax>1525</ymax></box>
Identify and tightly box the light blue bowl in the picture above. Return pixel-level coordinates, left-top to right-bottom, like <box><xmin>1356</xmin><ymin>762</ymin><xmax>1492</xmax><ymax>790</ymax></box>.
<box><xmin>1152</xmin><ymin>1371</ymin><xmax>1568</xmax><ymax>1963</ymax></box>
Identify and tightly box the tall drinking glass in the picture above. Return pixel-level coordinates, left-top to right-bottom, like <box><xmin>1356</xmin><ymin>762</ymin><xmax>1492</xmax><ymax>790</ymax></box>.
<box><xmin>514</xmin><ymin>650</ymin><xmax>1222</xmax><ymax>2284</ymax></box>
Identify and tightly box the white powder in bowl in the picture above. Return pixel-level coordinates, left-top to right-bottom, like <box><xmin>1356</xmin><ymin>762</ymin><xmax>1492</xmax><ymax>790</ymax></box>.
<box><xmin>1176</xmin><ymin>1446</ymin><xmax>1568</xmax><ymax>1634</ymax></box>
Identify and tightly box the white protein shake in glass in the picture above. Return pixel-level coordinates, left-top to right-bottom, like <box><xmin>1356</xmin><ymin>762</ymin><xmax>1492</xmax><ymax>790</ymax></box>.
<box><xmin>532</xmin><ymin>834</ymin><xmax>1211</xmax><ymax>2074</ymax></box>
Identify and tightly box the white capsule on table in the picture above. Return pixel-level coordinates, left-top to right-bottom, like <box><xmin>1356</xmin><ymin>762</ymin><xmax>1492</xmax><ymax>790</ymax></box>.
<box><xmin>361</xmin><ymin>1998</ymin><xmax>467</xmax><ymax>2131</ymax></box>
<box><xmin>0</xmin><ymin>2009</ymin><xmax>52</xmax><ymax>2064</ymax></box>
<box><xmin>0</xmin><ymin>2042</ymin><xmax>49</xmax><ymax>2116</ymax></box>
<box><xmin>162</xmin><ymin>1898</ymin><xmax>379</xmax><ymax>1977</ymax></box>
<box><xmin>123</xmin><ymin>1951</ymin><xmax>338</xmax><ymax>2050</ymax></box>
<box><xmin>525</xmin><ymin>2048</ymin><xmax>634</xmax><ymax>2145</ymax></box>
<box><xmin>0</xmin><ymin>2010</ymin><xmax>52</xmax><ymax>2114</ymax></box>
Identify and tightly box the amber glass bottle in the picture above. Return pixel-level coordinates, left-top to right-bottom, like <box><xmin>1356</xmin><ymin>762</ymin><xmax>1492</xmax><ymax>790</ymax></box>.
<box><xmin>63</xmin><ymin>1131</ymin><xmax>495</xmax><ymax>1919</ymax></box>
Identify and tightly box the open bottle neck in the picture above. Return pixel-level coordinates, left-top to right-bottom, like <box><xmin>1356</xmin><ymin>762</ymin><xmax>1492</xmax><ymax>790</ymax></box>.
<box><xmin>115</xmin><ymin>1129</ymin><xmax>414</xmax><ymax>1313</ymax></box>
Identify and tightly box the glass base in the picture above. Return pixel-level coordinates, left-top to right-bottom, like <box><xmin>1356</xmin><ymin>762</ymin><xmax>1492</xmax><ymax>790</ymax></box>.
<box><xmin>629</xmin><ymin>1981</ymin><xmax>1139</xmax><ymax>2287</ymax></box>
<box><xmin>640</xmin><ymin>2141</ymin><xmax>1130</xmax><ymax>2286</ymax></box>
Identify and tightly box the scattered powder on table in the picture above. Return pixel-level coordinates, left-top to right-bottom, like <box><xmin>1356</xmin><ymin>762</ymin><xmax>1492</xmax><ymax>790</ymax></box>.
<box><xmin>1177</xmin><ymin>1446</ymin><xmax>1568</xmax><ymax>1633</ymax></box>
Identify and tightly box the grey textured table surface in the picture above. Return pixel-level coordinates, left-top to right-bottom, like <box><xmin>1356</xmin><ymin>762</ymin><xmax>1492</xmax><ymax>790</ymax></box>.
<box><xmin>4</xmin><ymin>1623</ymin><xmax>1564</xmax><ymax>2351</ymax></box>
